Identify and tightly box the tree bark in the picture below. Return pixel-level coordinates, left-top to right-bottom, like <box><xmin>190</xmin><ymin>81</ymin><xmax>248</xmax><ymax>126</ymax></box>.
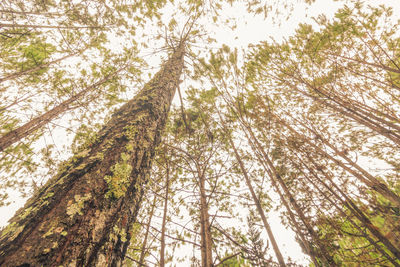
<box><xmin>198</xmin><ymin>170</ymin><xmax>213</xmax><ymax>267</ymax></box>
<box><xmin>160</xmin><ymin>161</ymin><xmax>170</xmax><ymax>267</ymax></box>
<box><xmin>138</xmin><ymin>195</ymin><xmax>157</xmax><ymax>266</ymax></box>
<box><xmin>0</xmin><ymin>45</ymin><xmax>184</xmax><ymax>266</ymax></box>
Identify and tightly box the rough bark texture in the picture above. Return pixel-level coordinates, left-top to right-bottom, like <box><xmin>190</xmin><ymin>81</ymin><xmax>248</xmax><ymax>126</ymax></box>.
<box><xmin>0</xmin><ymin>46</ymin><xmax>184</xmax><ymax>266</ymax></box>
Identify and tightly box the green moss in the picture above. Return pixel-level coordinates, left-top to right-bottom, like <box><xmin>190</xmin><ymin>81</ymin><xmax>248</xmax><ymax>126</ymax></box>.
<box><xmin>104</xmin><ymin>153</ymin><xmax>133</xmax><ymax>199</ymax></box>
<box><xmin>137</xmin><ymin>95</ymin><xmax>149</xmax><ymax>101</ymax></box>
<box><xmin>123</xmin><ymin>125</ymin><xmax>138</xmax><ymax>140</ymax></box>
<box><xmin>75</xmin><ymin>162</ymin><xmax>88</xmax><ymax>171</ymax></box>
<box><xmin>102</xmin><ymin>139</ymin><xmax>114</xmax><ymax>151</ymax></box>
<box><xmin>111</xmin><ymin>225</ymin><xmax>127</xmax><ymax>242</ymax></box>
<box><xmin>42</xmin><ymin>222</ymin><xmax>63</xmax><ymax>238</ymax></box>
<box><xmin>42</xmin><ymin>192</ymin><xmax>54</xmax><ymax>201</ymax></box>
<box><xmin>1</xmin><ymin>222</ymin><xmax>17</xmax><ymax>237</ymax></box>
<box><xmin>126</xmin><ymin>143</ymin><xmax>134</xmax><ymax>152</ymax></box>
<box><xmin>73</xmin><ymin>149</ymin><xmax>90</xmax><ymax>162</ymax></box>
<box><xmin>18</xmin><ymin>206</ymin><xmax>33</xmax><ymax>220</ymax></box>
<box><xmin>90</xmin><ymin>152</ymin><xmax>104</xmax><ymax>161</ymax></box>
<box><xmin>61</xmin><ymin>230</ymin><xmax>68</xmax><ymax>236</ymax></box>
<box><xmin>147</xmin><ymin>130</ymin><xmax>155</xmax><ymax>142</ymax></box>
<box><xmin>120</xmin><ymin>228</ymin><xmax>127</xmax><ymax>242</ymax></box>
<box><xmin>135</xmin><ymin>112</ymin><xmax>148</xmax><ymax>121</ymax></box>
<box><xmin>43</xmin><ymin>226</ymin><xmax>56</xmax><ymax>238</ymax></box>
<box><xmin>66</xmin><ymin>193</ymin><xmax>92</xmax><ymax>218</ymax></box>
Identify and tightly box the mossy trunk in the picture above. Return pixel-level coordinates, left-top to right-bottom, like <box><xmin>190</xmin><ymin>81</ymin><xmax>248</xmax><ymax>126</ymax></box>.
<box><xmin>0</xmin><ymin>45</ymin><xmax>184</xmax><ymax>266</ymax></box>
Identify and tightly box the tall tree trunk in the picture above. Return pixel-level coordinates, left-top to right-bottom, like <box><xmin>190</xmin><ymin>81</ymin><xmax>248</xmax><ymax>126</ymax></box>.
<box><xmin>218</xmin><ymin>111</ymin><xmax>286</xmax><ymax>267</ymax></box>
<box><xmin>278</xmin><ymin>117</ymin><xmax>400</xmax><ymax>208</ymax></box>
<box><xmin>0</xmin><ymin>44</ymin><xmax>185</xmax><ymax>266</ymax></box>
<box><xmin>160</xmin><ymin>161</ymin><xmax>170</xmax><ymax>267</ymax></box>
<box><xmin>0</xmin><ymin>67</ymin><xmax>124</xmax><ymax>152</ymax></box>
<box><xmin>0</xmin><ymin>49</ymin><xmax>83</xmax><ymax>84</ymax></box>
<box><xmin>218</xmin><ymin>96</ymin><xmax>322</xmax><ymax>266</ymax></box>
<box><xmin>295</xmin><ymin>154</ymin><xmax>400</xmax><ymax>265</ymax></box>
<box><xmin>198</xmin><ymin>170</ymin><xmax>213</xmax><ymax>267</ymax></box>
<box><xmin>138</xmin><ymin>195</ymin><xmax>157</xmax><ymax>267</ymax></box>
<box><xmin>233</xmin><ymin>110</ymin><xmax>335</xmax><ymax>266</ymax></box>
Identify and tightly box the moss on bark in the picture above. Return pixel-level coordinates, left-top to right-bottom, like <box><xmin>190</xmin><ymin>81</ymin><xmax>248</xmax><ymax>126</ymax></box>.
<box><xmin>0</xmin><ymin>45</ymin><xmax>185</xmax><ymax>266</ymax></box>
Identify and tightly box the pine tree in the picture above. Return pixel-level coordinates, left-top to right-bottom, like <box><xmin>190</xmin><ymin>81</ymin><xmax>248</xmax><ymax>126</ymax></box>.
<box><xmin>0</xmin><ymin>42</ymin><xmax>185</xmax><ymax>266</ymax></box>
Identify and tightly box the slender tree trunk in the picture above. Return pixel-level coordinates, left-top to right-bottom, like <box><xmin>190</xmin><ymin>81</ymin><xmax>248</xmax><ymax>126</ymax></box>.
<box><xmin>0</xmin><ymin>45</ymin><xmax>185</xmax><ymax>266</ymax></box>
<box><xmin>250</xmin><ymin>139</ymin><xmax>320</xmax><ymax>266</ymax></box>
<box><xmin>219</xmin><ymin>97</ymin><xmax>321</xmax><ymax>266</ymax></box>
<box><xmin>281</xmin><ymin>80</ymin><xmax>400</xmax><ymax>146</ymax></box>
<box><xmin>0</xmin><ymin>23</ymin><xmax>104</xmax><ymax>29</ymax></box>
<box><xmin>279</xmin><ymin>118</ymin><xmax>400</xmax><ymax>207</ymax></box>
<box><xmin>295</xmin><ymin>154</ymin><xmax>400</xmax><ymax>265</ymax></box>
<box><xmin>160</xmin><ymin>161</ymin><xmax>170</xmax><ymax>267</ymax></box>
<box><xmin>0</xmin><ymin>92</ymin><xmax>35</xmax><ymax>112</ymax></box>
<box><xmin>138</xmin><ymin>195</ymin><xmax>157</xmax><ymax>266</ymax></box>
<box><xmin>234</xmin><ymin>111</ymin><xmax>335</xmax><ymax>266</ymax></box>
<box><xmin>323</xmin><ymin>52</ymin><xmax>400</xmax><ymax>74</ymax></box>
<box><xmin>198</xmin><ymin>170</ymin><xmax>213</xmax><ymax>267</ymax></box>
<box><xmin>0</xmin><ymin>50</ymin><xmax>83</xmax><ymax>84</ymax></box>
<box><xmin>0</xmin><ymin>67</ymin><xmax>124</xmax><ymax>152</ymax></box>
<box><xmin>218</xmin><ymin>112</ymin><xmax>286</xmax><ymax>267</ymax></box>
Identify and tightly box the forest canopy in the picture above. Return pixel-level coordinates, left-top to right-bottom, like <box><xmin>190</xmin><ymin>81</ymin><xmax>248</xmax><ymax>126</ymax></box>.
<box><xmin>0</xmin><ymin>0</ymin><xmax>399</xmax><ymax>266</ymax></box>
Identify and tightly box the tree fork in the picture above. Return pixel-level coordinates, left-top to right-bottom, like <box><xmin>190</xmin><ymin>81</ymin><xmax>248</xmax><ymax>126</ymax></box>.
<box><xmin>0</xmin><ymin>44</ymin><xmax>185</xmax><ymax>266</ymax></box>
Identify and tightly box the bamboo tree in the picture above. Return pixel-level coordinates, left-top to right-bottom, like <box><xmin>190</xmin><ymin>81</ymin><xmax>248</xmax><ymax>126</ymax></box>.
<box><xmin>0</xmin><ymin>42</ymin><xmax>185</xmax><ymax>266</ymax></box>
